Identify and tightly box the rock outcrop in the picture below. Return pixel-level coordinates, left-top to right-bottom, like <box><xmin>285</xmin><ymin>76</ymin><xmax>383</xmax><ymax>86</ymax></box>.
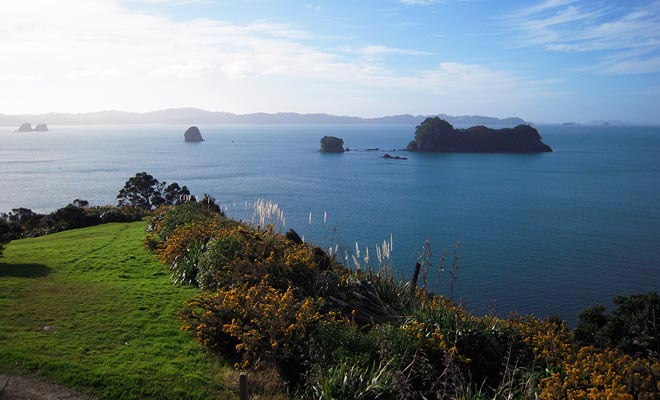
<box><xmin>406</xmin><ymin>117</ymin><xmax>552</xmax><ymax>153</ymax></box>
<box><xmin>184</xmin><ymin>126</ymin><xmax>204</xmax><ymax>142</ymax></box>
<box><xmin>383</xmin><ymin>154</ymin><xmax>407</xmax><ymax>160</ymax></box>
<box><xmin>320</xmin><ymin>136</ymin><xmax>344</xmax><ymax>153</ymax></box>
<box><xmin>17</xmin><ymin>123</ymin><xmax>33</xmax><ymax>132</ymax></box>
<box><xmin>34</xmin><ymin>123</ymin><xmax>49</xmax><ymax>131</ymax></box>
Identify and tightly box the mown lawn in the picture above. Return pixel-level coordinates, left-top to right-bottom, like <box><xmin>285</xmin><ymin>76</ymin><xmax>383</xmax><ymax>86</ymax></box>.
<box><xmin>0</xmin><ymin>222</ymin><xmax>232</xmax><ymax>399</ymax></box>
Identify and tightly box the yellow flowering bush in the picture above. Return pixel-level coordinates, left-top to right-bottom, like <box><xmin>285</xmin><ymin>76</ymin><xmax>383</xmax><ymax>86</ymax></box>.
<box><xmin>194</xmin><ymin>224</ymin><xmax>330</xmax><ymax>293</ymax></box>
<box><xmin>156</xmin><ymin>221</ymin><xmax>220</xmax><ymax>265</ymax></box>
<box><xmin>505</xmin><ymin>314</ymin><xmax>573</xmax><ymax>368</ymax></box>
<box><xmin>144</xmin><ymin>203</ymin><xmax>660</xmax><ymax>398</ymax></box>
<box><xmin>182</xmin><ymin>282</ymin><xmax>343</xmax><ymax>383</ymax></box>
<box><xmin>539</xmin><ymin>346</ymin><xmax>660</xmax><ymax>399</ymax></box>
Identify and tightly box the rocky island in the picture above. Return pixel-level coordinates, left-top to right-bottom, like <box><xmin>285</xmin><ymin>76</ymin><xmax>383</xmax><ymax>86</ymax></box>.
<box><xmin>184</xmin><ymin>126</ymin><xmax>204</xmax><ymax>142</ymax></box>
<box><xmin>17</xmin><ymin>123</ymin><xmax>33</xmax><ymax>132</ymax></box>
<box><xmin>407</xmin><ymin>117</ymin><xmax>552</xmax><ymax>153</ymax></box>
<box><xmin>320</xmin><ymin>136</ymin><xmax>345</xmax><ymax>153</ymax></box>
<box><xmin>17</xmin><ymin>123</ymin><xmax>50</xmax><ymax>132</ymax></box>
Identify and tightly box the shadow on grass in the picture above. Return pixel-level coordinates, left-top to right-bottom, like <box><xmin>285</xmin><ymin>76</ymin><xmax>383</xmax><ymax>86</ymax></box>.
<box><xmin>0</xmin><ymin>263</ymin><xmax>52</xmax><ymax>278</ymax></box>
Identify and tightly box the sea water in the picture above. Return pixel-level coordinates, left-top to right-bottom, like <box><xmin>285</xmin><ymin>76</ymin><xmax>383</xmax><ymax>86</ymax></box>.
<box><xmin>2</xmin><ymin>123</ymin><xmax>660</xmax><ymax>324</ymax></box>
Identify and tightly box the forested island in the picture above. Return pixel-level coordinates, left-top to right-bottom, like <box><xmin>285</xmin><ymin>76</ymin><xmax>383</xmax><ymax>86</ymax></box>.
<box><xmin>407</xmin><ymin>117</ymin><xmax>552</xmax><ymax>153</ymax></box>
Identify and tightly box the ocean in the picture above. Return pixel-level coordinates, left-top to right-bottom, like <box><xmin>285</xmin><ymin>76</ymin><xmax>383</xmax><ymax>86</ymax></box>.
<box><xmin>2</xmin><ymin>123</ymin><xmax>659</xmax><ymax>324</ymax></box>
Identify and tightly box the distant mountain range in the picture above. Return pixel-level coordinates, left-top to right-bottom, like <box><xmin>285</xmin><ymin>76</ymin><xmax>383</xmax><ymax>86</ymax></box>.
<box><xmin>0</xmin><ymin>108</ymin><xmax>528</xmax><ymax>127</ymax></box>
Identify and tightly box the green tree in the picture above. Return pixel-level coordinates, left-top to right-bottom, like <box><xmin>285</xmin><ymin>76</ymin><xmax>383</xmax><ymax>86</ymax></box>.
<box><xmin>117</xmin><ymin>172</ymin><xmax>190</xmax><ymax>211</ymax></box>
<box><xmin>7</xmin><ymin>208</ymin><xmax>44</xmax><ymax>229</ymax></box>
<box><xmin>163</xmin><ymin>183</ymin><xmax>190</xmax><ymax>206</ymax></box>
<box><xmin>71</xmin><ymin>199</ymin><xmax>89</xmax><ymax>208</ymax></box>
<box><xmin>575</xmin><ymin>292</ymin><xmax>660</xmax><ymax>358</ymax></box>
<box><xmin>116</xmin><ymin>172</ymin><xmax>165</xmax><ymax>211</ymax></box>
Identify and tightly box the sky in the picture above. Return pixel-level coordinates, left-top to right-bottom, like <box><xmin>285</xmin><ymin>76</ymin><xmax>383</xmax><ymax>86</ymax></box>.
<box><xmin>1</xmin><ymin>0</ymin><xmax>659</xmax><ymax>123</ymax></box>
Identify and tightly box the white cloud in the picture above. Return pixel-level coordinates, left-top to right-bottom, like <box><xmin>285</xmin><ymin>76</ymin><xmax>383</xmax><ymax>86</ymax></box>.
<box><xmin>511</xmin><ymin>0</ymin><xmax>578</xmax><ymax>18</ymax></box>
<box><xmin>0</xmin><ymin>72</ymin><xmax>44</xmax><ymax>82</ymax></box>
<box><xmin>0</xmin><ymin>0</ymin><xmax>555</xmax><ymax>119</ymax></box>
<box><xmin>400</xmin><ymin>0</ymin><xmax>438</xmax><ymax>5</ymax></box>
<box><xmin>125</xmin><ymin>0</ymin><xmax>215</xmax><ymax>5</ymax></box>
<box><xmin>600</xmin><ymin>56</ymin><xmax>660</xmax><ymax>75</ymax></box>
<box><xmin>506</xmin><ymin>0</ymin><xmax>660</xmax><ymax>74</ymax></box>
<box><xmin>66</xmin><ymin>68</ymin><xmax>122</xmax><ymax>79</ymax></box>
<box><xmin>351</xmin><ymin>45</ymin><xmax>433</xmax><ymax>57</ymax></box>
<box><xmin>220</xmin><ymin>60</ymin><xmax>253</xmax><ymax>80</ymax></box>
<box><xmin>149</xmin><ymin>61</ymin><xmax>217</xmax><ymax>79</ymax></box>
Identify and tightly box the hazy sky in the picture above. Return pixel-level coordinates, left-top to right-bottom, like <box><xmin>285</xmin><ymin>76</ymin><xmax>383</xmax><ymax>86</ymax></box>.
<box><xmin>2</xmin><ymin>0</ymin><xmax>659</xmax><ymax>122</ymax></box>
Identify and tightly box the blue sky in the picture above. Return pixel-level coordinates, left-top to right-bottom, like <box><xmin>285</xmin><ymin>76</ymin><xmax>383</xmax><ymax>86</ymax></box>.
<box><xmin>1</xmin><ymin>0</ymin><xmax>659</xmax><ymax>123</ymax></box>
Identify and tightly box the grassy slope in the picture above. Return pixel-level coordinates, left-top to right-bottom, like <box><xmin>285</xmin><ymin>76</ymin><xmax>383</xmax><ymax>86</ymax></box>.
<box><xmin>0</xmin><ymin>222</ymin><xmax>232</xmax><ymax>399</ymax></box>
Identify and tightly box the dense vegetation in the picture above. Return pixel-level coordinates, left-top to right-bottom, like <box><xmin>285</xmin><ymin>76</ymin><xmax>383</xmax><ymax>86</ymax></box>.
<box><xmin>320</xmin><ymin>136</ymin><xmax>345</xmax><ymax>153</ymax></box>
<box><xmin>0</xmin><ymin>202</ymin><xmax>142</xmax><ymax>244</ymax></box>
<box><xmin>406</xmin><ymin>117</ymin><xmax>552</xmax><ymax>153</ymax></box>
<box><xmin>0</xmin><ymin>172</ymin><xmax>191</xmax><ymax>253</ymax></box>
<box><xmin>116</xmin><ymin>171</ymin><xmax>191</xmax><ymax>211</ymax></box>
<box><xmin>2</xmin><ymin>172</ymin><xmax>659</xmax><ymax>399</ymax></box>
<box><xmin>147</xmin><ymin>200</ymin><xmax>660</xmax><ymax>399</ymax></box>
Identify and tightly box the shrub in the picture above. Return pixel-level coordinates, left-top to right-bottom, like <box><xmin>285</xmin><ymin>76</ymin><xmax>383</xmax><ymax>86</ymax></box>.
<box><xmin>146</xmin><ymin>202</ymin><xmax>228</xmax><ymax>242</ymax></box>
<box><xmin>182</xmin><ymin>283</ymin><xmax>340</xmax><ymax>384</ymax></box>
<box><xmin>0</xmin><ymin>203</ymin><xmax>144</xmax><ymax>241</ymax></box>
<box><xmin>0</xmin><ymin>219</ymin><xmax>10</xmax><ymax>257</ymax></box>
<box><xmin>96</xmin><ymin>206</ymin><xmax>143</xmax><ymax>223</ymax></box>
<box><xmin>170</xmin><ymin>239</ymin><xmax>206</xmax><ymax>286</ymax></box>
<box><xmin>506</xmin><ymin>314</ymin><xmax>573</xmax><ymax>369</ymax></box>
<box><xmin>539</xmin><ymin>346</ymin><xmax>660</xmax><ymax>399</ymax></box>
<box><xmin>307</xmin><ymin>359</ymin><xmax>395</xmax><ymax>400</ymax></box>
<box><xmin>141</xmin><ymin>202</ymin><xmax>660</xmax><ymax>399</ymax></box>
<box><xmin>575</xmin><ymin>292</ymin><xmax>660</xmax><ymax>358</ymax></box>
<box><xmin>157</xmin><ymin>222</ymin><xmax>222</xmax><ymax>286</ymax></box>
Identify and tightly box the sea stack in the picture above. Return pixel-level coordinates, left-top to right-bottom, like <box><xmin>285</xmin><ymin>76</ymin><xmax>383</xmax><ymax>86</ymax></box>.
<box><xmin>320</xmin><ymin>136</ymin><xmax>345</xmax><ymax>153</ymax></box>
<box><xmin>34</xmin><ymin>123</ymin><xmax>49</xmax><ymax>132</ymax></box>
<box><xmin>184</xmin><ymin>126</ymin><xmax>204</xmax><ymax>142</ymax></box>
<box><xmin>17</xmin><ymin>123</ymin><xmax>33</xmax><ymax>132</ymax></box>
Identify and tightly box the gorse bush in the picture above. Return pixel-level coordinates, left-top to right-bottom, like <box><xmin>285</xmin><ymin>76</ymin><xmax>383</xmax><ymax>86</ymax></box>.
<box><xmin>182</xmin><ymin>283</ymin><xmax>342</xmax><ymax>383</ymax></box>
<box><xmin>145</xmin><ymin>202</ymin><xmax>660</xmax><ymax>399</ymax></box>
<box><xmin>539</xmin><ymin>346</ymin><xmax>660</xmax><ymax>400</ymax></box>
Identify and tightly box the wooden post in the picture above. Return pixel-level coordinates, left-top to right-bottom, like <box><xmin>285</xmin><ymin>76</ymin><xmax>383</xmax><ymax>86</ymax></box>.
<box><xmin>410</xmin><ymin>262</ymin><xmax>421</xmax><ymax>295</ymax></box>
<box><xmin>239</xmin><ymin>373</ymin><xmax>248</xmax><ymax>400</ymax></box>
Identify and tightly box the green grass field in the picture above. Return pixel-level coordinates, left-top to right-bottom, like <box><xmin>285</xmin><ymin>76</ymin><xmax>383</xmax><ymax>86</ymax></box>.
<box><xmin>0</xmin><ymin>222</ymin><xmax>232</xmax><ymax>399</ymax></box>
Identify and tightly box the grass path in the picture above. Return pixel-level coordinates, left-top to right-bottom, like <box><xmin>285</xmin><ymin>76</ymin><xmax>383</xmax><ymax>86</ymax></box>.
<box><xmin>0</xmin><ymin>222</ymin><xmax>232</xmax><ymax>399</ymax></box>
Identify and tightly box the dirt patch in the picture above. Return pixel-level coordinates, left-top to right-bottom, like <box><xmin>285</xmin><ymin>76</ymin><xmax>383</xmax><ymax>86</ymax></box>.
<box><xmin>0</xmin><ymin>373</ymin><xmax>96</xmax><ymax>400</ymax></box>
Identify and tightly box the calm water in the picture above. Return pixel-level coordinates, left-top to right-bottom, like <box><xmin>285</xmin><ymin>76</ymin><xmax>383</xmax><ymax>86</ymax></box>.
<box><xmin>2</xmin><ymin>123</ymin><xmax>660</xmax><ymax>324</ymax></box>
